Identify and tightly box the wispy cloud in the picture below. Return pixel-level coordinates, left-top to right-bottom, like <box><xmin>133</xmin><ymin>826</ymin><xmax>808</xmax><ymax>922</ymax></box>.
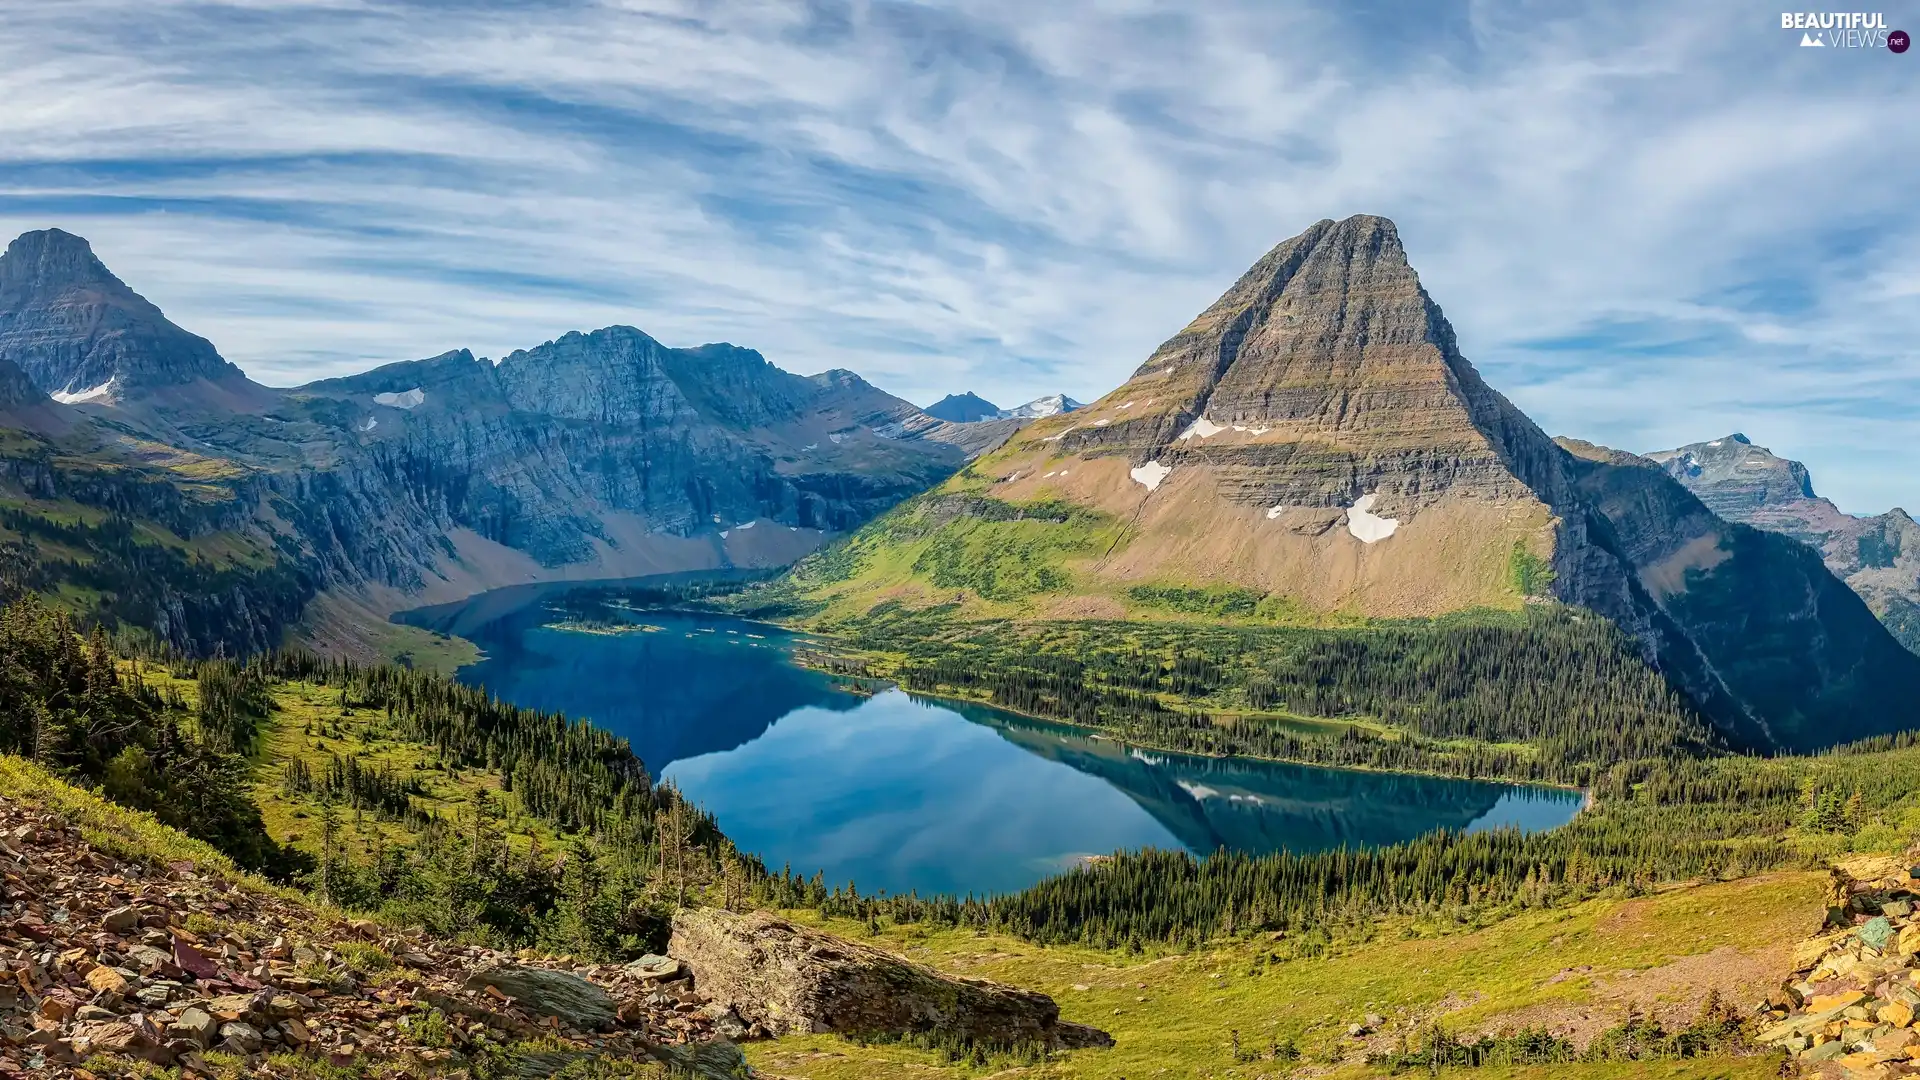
<box><xmin>1</xmin><ymin>0</ymin><xmax>1914</xmax><ymax>509</ymax></box>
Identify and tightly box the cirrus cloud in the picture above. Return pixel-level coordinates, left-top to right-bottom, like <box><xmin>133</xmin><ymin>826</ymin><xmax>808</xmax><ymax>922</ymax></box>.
<box><xmin>0</xmin><ymin>0</ymin><xmax>1914</xmax><ymax>509</ymax></box>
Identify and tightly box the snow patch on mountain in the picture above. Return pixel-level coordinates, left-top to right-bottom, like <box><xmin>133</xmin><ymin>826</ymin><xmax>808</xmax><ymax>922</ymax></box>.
<box><xmin>1345</xmin><ymin>494</ymin><xmax>1400</xmax><ymax>543</ymax></box>
<box><xmin>1178</xmin><ymin>417</ymin><xmax>1225</xmax><ymax>440</ymax></box>
<box><xmin>373</xmin><ymin>388</ymin><xmax>426</xmax><ymax>409</ymax></box>
<box><xmin>1130</xmin><ymin>460</ymin><xmax>1171</xmax><ymax>491</ymax></box>
<box><xmin>52</xmin><ymin>377</ymin><xmax>114</xmax><ymax>404</ymax></box>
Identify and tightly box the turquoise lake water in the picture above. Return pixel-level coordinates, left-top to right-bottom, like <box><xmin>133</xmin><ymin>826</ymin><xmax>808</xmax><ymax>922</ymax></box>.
<box><xmin>398</xmin><ymin>581</ymin><xmax>1582</xmax><ymax>897</ymax></box>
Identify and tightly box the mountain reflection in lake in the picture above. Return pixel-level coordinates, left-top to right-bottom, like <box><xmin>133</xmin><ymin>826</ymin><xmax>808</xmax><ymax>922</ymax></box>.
<box><xmin>398</xmin><ymin>580</ymin><xmax>1582</xmax><ymax>897</ymax></box>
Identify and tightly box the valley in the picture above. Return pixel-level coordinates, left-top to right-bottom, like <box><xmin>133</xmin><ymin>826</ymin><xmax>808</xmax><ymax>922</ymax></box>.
<box><xmin>3</xmin><ymin>213</ymin><xmax>1919</xmax><ymax>1079</ymax></box>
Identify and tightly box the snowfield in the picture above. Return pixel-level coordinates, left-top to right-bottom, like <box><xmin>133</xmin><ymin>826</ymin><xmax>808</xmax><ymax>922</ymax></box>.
<box><xmin>1345</xmin><ymin>494</ymin><xmax>1400</xmax><ymax>543</ymax></box>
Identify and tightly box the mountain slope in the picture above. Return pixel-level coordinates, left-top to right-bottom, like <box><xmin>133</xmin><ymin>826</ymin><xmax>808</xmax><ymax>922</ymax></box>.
<box><xmin>794</xmin><ymin>215</ymin><xmax>1590</xmax><ymax>620</ymax></box>
<box><xmin>786</xmin><ymin>214</ymin><xmax>1920</xmax><ymax>752</ymax></box>
<box><xmin>1555</xmin><ymin>438</ymin><xmax>1920</xmax><ymax>750</ymax></box>
<box><xmin>1647</xmin><ymin>433</ymin><xmax>1920</xmax><ymax>652</ymax></box>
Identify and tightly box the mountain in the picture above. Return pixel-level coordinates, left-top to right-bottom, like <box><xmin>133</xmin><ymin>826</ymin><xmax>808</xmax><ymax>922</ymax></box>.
<box><xmin>1647</xmin><ymin>433</ymin><xmax>1920</xmax><ymax>652</ymax></box>
<box><xmin>285</xmin><ymin>330</ymin><xmax>971</xmax><ymax>571</ymax></box>
<box><xmin>0</xmin><ymin>229</ymin><xmax>250</xmax><ymax>401</ymax></box>
<box><xmin>999</xmin><ymin>393</ymin><xmax>1083</xmax><ymax>419</ymax></box>
<box><xmin>788</xmin><ymin>214</ymin><xmax>1920</xmax><ymax>752</ymax></box>
<box><xmin>0</xmin><ymin>228</ymin><xmax>984</xmax><ymax>657</ymax></box>
<box><xmin>926</xmin><ymin>391</ymin><xmax>1002</xmax><ymax>422</ymax></box>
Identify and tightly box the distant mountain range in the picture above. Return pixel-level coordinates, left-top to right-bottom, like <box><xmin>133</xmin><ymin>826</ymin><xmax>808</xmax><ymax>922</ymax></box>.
<box><xmin>926</xmin><ymin>391</ymin><xmax>1086</xmax><ymax>423</ymax></box>
<box><xmin>787</xmin><ymin>214</ymin><xmax>1920</xmax><ymax>753</ymax></box>
<box><xmin>0</xmin><ymin>228</ymin><xmax>1002</xmax><ymax>655</ymax></box>
<box><xmin>1647</xmin><ymin>433</ymin><xmax>1920</xmax><ymax>652</ymax></box>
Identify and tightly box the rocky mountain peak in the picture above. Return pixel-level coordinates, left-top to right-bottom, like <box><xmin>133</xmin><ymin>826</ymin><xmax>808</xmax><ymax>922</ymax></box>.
<box><xmin>999</xmin><ymin>394</ymin><xmax>1083</xmax><ymax>419</ymax></box>
<box><xmin>1052</xmin><ymin>212</ymin><xmax>1565</xmax><ymax>514</ymax></box>
<box><xmin>925</xmin><ymin>392</ymin><xmax>1001</xmax><ymax>423</ymax></box>
<box><xmin>1648</xmin><ymin>431</ymin><xmax>1920</xmax><ymax>655</ymax></box>
<box><xmin>1644</xmin><ymin>434</ymin><xmax>1818</xmax><ymax>511</ymax></box>
<box><xmin>0</xmin><ymin>227</ymin><xmax>246</xmax><ymax>397</ymax></box>
<box><xmin>0</xmin><ymin>228</ymin><xmax>118</xmax><ymax>291</ymax></box>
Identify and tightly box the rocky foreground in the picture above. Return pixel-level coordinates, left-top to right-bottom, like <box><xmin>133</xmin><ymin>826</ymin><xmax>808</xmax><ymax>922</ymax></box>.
<box><xmin>1759</xmin><ymin>857</ymin><xmax>1920</xmax><ymax>1076</ymax></box>
<box><xmin>0</xmin><ymin>795</ymin><xmax>1106</xmax><ymax>1078</ymax></box>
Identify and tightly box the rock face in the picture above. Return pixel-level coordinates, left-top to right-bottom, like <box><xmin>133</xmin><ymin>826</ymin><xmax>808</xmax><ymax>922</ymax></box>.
<box><xmin>287</xmin><ymin>336</ymin><xmax>971</xmax><ymax>569</ymax></box>
<box><xmin>926</xmin><ymin>391</ymin><xmax>1001</xmax><ymax>422</ymax></box>
<box><xmin>0</xmin><ymin>229</ymin><xmax>247</xmax><ymax>397</ymax></box>
<box><xmin>793</xmin><ymin>214</ymin><xmax>1920</xmax><ymax>752</ymax></box>
<box><xmin>669</xmin><ymin>908</ymin><xmax>1112</xmax><ymax>1051</ymax></box>
<box><xmin>1647</xmin><ymin>434</ymin><xmax>1920</xmax><ymax>654</ymax></box>
<box><xmin>1053</xmin><ymin>215</ymin><xmax>1572</xmax><ymax>517</ymax></box>
<box><xmin>1553</xmin><ymin>439</ymin><xmax>1920</xmax><ymax>751</ymax></box>
<box><xmin>1647</xmin><ymin>433</ymin><xmax>1815</xmax><ymax>512</ymax></box>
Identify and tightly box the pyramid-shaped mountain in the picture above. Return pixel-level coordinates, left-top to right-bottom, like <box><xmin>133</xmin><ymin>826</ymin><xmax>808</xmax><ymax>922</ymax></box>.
<box><xmin>794</xmin><ymin>215</ymin><xmax>1920</xmax><ymax>751</ymax></box>
<box><xmin>0</xmin><ymin>229</ymin><xmax>250</xmax><ymax>400</ymax></box>
<box><xmin>1649</xmin><ymin>433</ymin><xmax>1920</xmax><ymax>652</ymax></box>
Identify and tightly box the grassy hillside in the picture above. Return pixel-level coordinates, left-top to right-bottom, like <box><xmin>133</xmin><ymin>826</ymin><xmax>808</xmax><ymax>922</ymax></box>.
<box><xmin>17</xmin><ymin>585</ymin><xmax>1920</xmax><ymax>1077</ymax></box>
<box><xmin>0</xmin><ymin>738</ymin><xmax>1832</xmax><ymax>1080</ymax></box>
<box><xmin>779</xmin><ymin>475</ymin><xmax>1547</xmax><ymax>628</ymax></box>
<box><xmin>752</xmin><ymin>870</ymin><xmax>1819</xmax><ymax>1079</ymax></box>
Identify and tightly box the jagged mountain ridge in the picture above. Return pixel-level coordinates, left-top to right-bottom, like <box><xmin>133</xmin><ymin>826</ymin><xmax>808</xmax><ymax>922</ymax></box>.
<box><xmin>1647</xmin><ymin>433</ymin><xmax>1920</xmax><ymax>652</ymax></box>
<box><xmin>791</xmin><ymin>214</ymin><xmax>1920</xmax><ymax>752</ymax></box>
<box><xmin>287</xmin><ymin>331</ymin><xmax>972</xmax><ymax>567</ymax></box>
<box><xmin>0</xmin><ymin>227</ymin><xmax>985</xmax><ymax>653</ymax></box>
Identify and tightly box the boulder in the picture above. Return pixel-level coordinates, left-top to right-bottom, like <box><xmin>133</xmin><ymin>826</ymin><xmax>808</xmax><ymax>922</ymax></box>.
<box><xmin>84</xmin><ymin>966</ymin><xmax>130</xmax><ymax>994</ymax></box>
<box><xmin>70</xmin><ymin>1019</ymin><xmax>154</xmax><ymax>1058</ymax></box>
<box><xmin>169</xmin><ymin>1006</ymin><xmax>219</xmax><ymax>1047</ymax></box>
<box><xmin>651</xmin><ymin>1037</ymin><xmax>753</xmax><ymax>1079</ymax></box>
<box><xmin>464</xmin><ymin>963</ymin><xmax>617</xmax><ymax>1032</ymax></box>
<box><xmin>217</xmin><ymin>1020</ymin><xmax>263</xmax><ymax>1054</ymax></box>
<box><xmin>624</xmin><ymin>954</ymin><xmax>683</xmax><ymax>981</ymax></box>
<box><xmin>1862</xmin><ymin>915</ymin><xmax>1896</xmax><ymax>951</ymax></box>
<box><xmin>669</xmin><ymin>908</ymin><xmax>1112</xmax><ymax>1051</ymax></box>
<box><xmin>100</xmin><ymin>906</ymin><xmax>141</xmax><ymax>933</ymax></box>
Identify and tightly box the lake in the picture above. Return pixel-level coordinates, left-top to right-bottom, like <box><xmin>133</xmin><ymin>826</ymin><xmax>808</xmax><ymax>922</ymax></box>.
<box><xmin>398</xmin><ymin>579</ymin><xmax>1583</xmax><ymax>897</ymax></box>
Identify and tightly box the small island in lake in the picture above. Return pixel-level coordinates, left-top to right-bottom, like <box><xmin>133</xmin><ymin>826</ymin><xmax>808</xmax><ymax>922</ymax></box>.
<box><xmin>544</xmin><ymin>619</ymin><xmax>665</xmax><ymax>636</ymax></box>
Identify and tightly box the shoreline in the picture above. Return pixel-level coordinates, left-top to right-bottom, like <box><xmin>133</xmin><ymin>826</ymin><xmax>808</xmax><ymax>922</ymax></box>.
<box><xmin>392</xmin><ymin>582</ymin><xmax>1595</xmax><ymax>810</ymax></box>
<box><xmin>781</xmin><ymin>640</ymin><xmax>1593</xmax><ymax>803</ymax></box>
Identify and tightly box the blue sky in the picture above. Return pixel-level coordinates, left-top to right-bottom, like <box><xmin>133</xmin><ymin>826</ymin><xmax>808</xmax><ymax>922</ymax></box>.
<box><xmin>1</xmin><ymin>1</ymin><xmax>1916</xmax><ymax>511</ymax></box>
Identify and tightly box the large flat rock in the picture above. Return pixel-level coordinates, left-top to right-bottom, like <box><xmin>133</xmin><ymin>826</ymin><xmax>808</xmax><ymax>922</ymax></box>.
<box><xmin>669</xmin><ymin>908</ymin><xmax>1111</xmax><ymax>1051</ymax></box>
